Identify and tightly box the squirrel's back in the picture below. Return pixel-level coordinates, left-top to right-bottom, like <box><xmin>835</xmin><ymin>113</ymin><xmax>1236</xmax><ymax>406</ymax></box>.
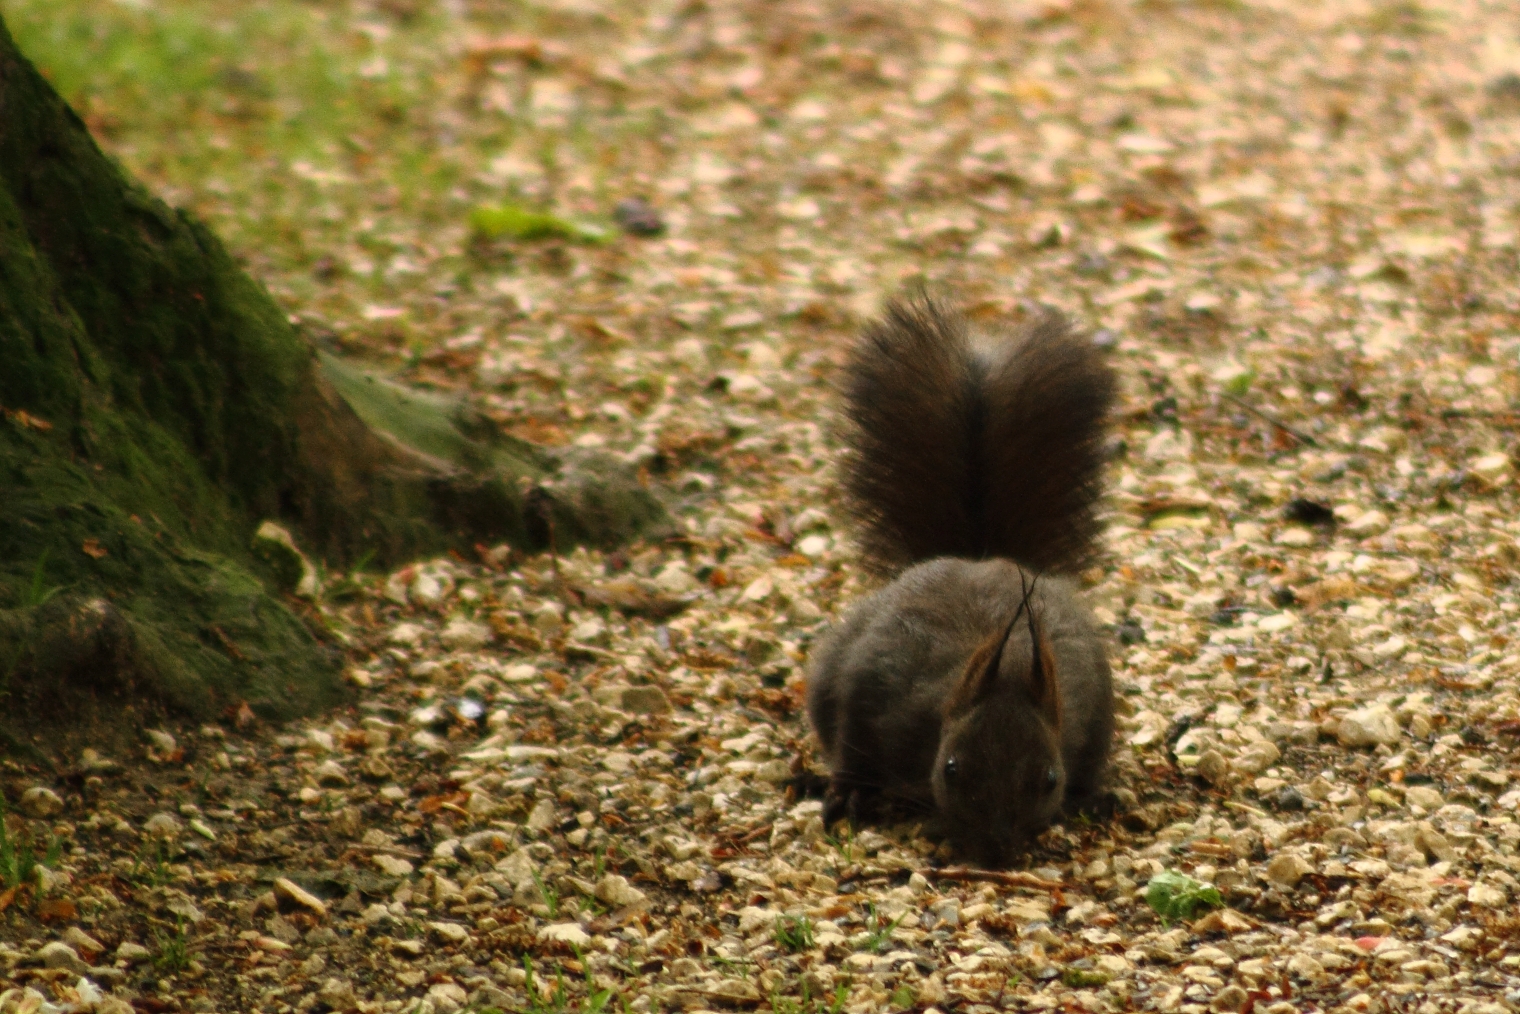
<box><xmin>840</xmin><ymin>296</ymin><xmax>1116</xmax><ymax>575</ymax></box>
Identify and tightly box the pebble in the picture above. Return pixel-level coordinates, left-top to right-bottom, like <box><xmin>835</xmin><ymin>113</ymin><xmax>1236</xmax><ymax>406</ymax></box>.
<box><xmin>78</xmin><ymin>748</ymin><xmax>116</xmax><ymax>773</ymax></box>
<box><xmin>274</xmin><ymin>877</ymin><xmax>328</xmax><ymax>917</ymax></box>
<box><xmin>1196</xmin><ymin>750</ymin><xmax>1232</xmax><ymax>786</ymax></box>
<box><xmin>618</xmin><ymin>685</ymin><xmax>672</xmax><ymax>715</ymax></box>
<box><xmin>314</xmin><ymin>759</ymin><xmax>350</xmax><ymax>786</ymax></box>
<box><xmin>61</xmin><ymin>927</ymin><xmax>105</xmax><ymax>957</ymax></box>
<box><xmin>593</xmin><ymin>874</ymin><xmax>648</xmax><ymax>908</ymax></box>
<box><xmin>318</xmin><ymin>978</ymin><xmax>358</xmax><ymax>1010</ymax></box>
<box><xmin>36</xmin><ymin>941</ymin><xmax>89</xmax><ymax>975</ymax></box>
<box><xmin>1337</xmin><ymin>705</ymin><xmax>1401</xmax><ymax>747</ymax></box>
<box><xmin>372</xmin><ymin>854</ymin><xmax>415</xmax><ymax>876</ymax></box>
<box><xmin>1265</xmin><ymin>852</ymin><xmax>1313</xmax><ymax>888</ymax></box>
<box><xmin>538</xmin><ymin>923</ymin><xmax>592</xmax><ymax>947</ymax></box>
<box><xmin>20</xmin><ymin>786</ymin><xmax>63</xmax><ymax>817</ymax></box>
<box><xmin>1404</xmin><ymin>785</ymin><xmax>1444</xmax><ymax>809</ymax></box>
<box><xmin>115</xmin><ymin>942</ymin><xmax>152</xmax><ymax>964</ymax></box>
<box><xmin>440</xmin><ymin>617</ymin><xmax>492</xmax><ymax>648</ymax></box>
<box><xmin>1345</xmin><ymin>510</ymin><xmax>1390</xmax><ymax>536</ymax></box>
<box><xmin>526</xmin><ymin>798</ymin><xmax>557</xmax><ymax>831</ymax></box>
<box><xmin>142</xmin><ymin>812</ymin><xmax>182</xmax><ymax>838</ymax></box>
<box><xmin>429</xmin><ymin>920</ymin><xmax>471</xmax><ymax>943</ymax></box>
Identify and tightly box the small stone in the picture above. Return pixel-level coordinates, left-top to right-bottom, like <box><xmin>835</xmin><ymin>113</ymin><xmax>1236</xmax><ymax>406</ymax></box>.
<box><xmin>1257</xmin><ymin>612</ymin><xmax>1296</xmax><ymax>633</ymax></box>
<box><xmin>429</xmin><ymin>921</ymin><xmax>470</xmax><ymax>943</ymax></box>
<box><xmin>459</xmin><ymin>830</ymin><xmax>514</xmax><ymax>856</ymax></box>
<box><xmin>36</xmin><ymin>941</ymin><xmax>89</xmax><ymax>975</ymax></box>
<box><xmin>318</xmin><ymin>977</ymin><xmax>358</xmax><ymax>1011</ymax></box>
<box><xmin>1233</xmin><ymin>740</ymin><xmax>1280</xmax><ymax>775</ymax></box>
<box><xmin>614</xmin><ymin>197</ymin><xmax>666</xmax><ymax>236</ymax></box>
<box><xmin>274</xmin><ymin>877</ymin><xmax>328</xmax><ymax>917</ymax></box>
<box><xmin>61</xmin><ymin>927</ymin><xmax>105</xmax><ymax>958</ymax></box>
<box><xmin>1196</xmin><ymin>750</ymin><xmax>1232</xmax><ymax>786</ymax></box>
<box><xmin>1441</xmin><ymin>925</ymin><xmax>1484</xmax><ymax>951</ymax></box>
<box><xmin>526</xmin><ymin>798</ymin><xmax>557</xmax><ymax>831</ymax></box>
<box><xmin>1468</xmin><ymin>881</ymin><xmax>1506</xmax><ymax>908</ymax></box>
<box><xmin>1265</xmin><ymin>852</ymin><xmax>1313</xmax><ymax>888</ymax></box>
<box><xmin>427</xmin><ymin>982</ymin><xmax>470</xmax><ymax>1014</ymax></box>
<box><xmin>372</xmin><ymin>854</ymin><xmax>415</xmax><ymax>876</ymax></box>
<box><xmin>440</xmin><ymin>617</ymin><xmax>492</xmax><ymax>649</ymax></box>
<box><xmin>593</xmin><ymin>874</ymin><xmax>648</xmax><ymax>909</ymax></box>
<box><xmin>538</xmin><ymin>922</ymin><xmax>592</xmax><ymax>947</ymax></box>
<box><xmin>495</xmin><ymin>848</ymin><xmax>538</xmax><ymax>887</ymax></box>
<box><xmin>313</xmin><ymin>759</ymin><xmax>349</xmax><ymax>786</ymax></box>
<box><xmin>388</xmin><ymin>621</ymin><xmax>427</xmax><ymax>646</ymax></box>
<box><xmin>1192</xmin><ymin>909</ymin><xmax>1255</xmax><ymax>935</ymax></box>
<box><xmin>532</xmin><ymin>600</ymin><xmax>565</xmax><ymax>634</ymax></box>
<box><xmin>116</xmin><ymin>941</ymin><xmax>152</xmax><ymax>964</ymax></box>
<box><xmin>1345</xmin><ymin>510</ymin><xmax>1389</xmax><ymax>536</ymax></box>
<box><xmin>144</xmin><ymin>728</ymin><xmax>178</xmax><ymax>758</ymax></box>
<box><xmin>1337</xmin><ymin>705</ymin><xmax>1401</xmax><ymax>747</ymax></box>
<box><xmin>1470</xmin><ymin>452</ymin><xmax>1511</xmax><ymax>486</ymax></box>
<box><xmin>143</xmin><ymin>812</ymin><xmax>182</xmax><ymax>839</ymax></box>
<box><xmin>1212</xmin><ymin>985</ymin><xmax>1250</xmax><ymax>1012</ymax></box>
<box><xmin>1286</xmin><ymin>951</ymin><xmax>1326</xmax><ymax>980</ymax></box>
<box><xmin>1404</xmin><ymin>785</ymin><xmax>1444</xmax><ymax>810</ymax></box>
<box><xmin>19</xmin><ymin>786</ymin><xmax>63</xmax><ymax>818</ymax></box>
<box><xmin>618</xmin><ymin>685</ymin><xmax>671</xmax><ymax>715</ymax></box>
<box><xmin>1415</xmin><ymin>824</ymin><xmax>1456</xmax><ymax>862</ymax></box>
<box><xmin>79</xmin><ymin>748</ymin><xmax>117</xmax><ymax>773</ymax></box>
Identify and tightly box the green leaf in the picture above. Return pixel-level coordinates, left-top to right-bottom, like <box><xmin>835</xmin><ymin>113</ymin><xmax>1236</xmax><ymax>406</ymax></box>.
<box><xmin>1145</xmin><ymin>870</ymin><xmax>1224</xmax><ymax>924</ymax></box>
<box><xmin>469</xmin><ymin>204</ymin><xmax>609</xmax><ymax>243</ymax></box>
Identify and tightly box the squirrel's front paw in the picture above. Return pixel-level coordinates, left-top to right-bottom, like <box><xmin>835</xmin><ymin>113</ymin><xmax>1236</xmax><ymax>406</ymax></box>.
<box><xmin>824</xmin><ymin>779</ymin><xmax>869</xmax><ymax>825</ymax></box>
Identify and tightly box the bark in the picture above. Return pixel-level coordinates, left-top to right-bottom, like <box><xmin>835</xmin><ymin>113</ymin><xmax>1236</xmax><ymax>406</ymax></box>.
<box><xmin>0</xmin><ymin>19</ymin><xmax>670</xmax><ymax>758</ymax></box>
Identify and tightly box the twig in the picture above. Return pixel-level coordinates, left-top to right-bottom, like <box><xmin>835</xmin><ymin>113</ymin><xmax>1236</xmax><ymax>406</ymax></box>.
<box><xmin>929</xmin><ymin>867</ymin><xmax>1065</xmax><ymax>892</ymax></box>
<box><xmin>1220</xmin><ymin>393</ymin><xmax>1319</xmax><ymax>447</ymax></box>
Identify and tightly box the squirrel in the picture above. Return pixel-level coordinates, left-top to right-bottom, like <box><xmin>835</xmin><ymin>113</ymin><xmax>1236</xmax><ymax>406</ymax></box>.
<box><xmin>805</xmin><ymin>295</ymin><xmax>1117</xmax><ymax>867</ymax></box>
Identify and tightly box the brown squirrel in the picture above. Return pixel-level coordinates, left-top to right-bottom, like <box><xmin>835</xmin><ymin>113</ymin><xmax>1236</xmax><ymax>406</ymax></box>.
<box><xmin>806</xmin><ymin>296</ymin><xmax>1117</xmax><ymax>867</ymax></box>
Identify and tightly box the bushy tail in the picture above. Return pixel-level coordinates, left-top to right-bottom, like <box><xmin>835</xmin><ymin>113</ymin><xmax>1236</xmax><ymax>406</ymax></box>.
<box><xmin>839</xmin><ymin>296</ymin><xmax>1116</xmax><ymax>575</ymax></box>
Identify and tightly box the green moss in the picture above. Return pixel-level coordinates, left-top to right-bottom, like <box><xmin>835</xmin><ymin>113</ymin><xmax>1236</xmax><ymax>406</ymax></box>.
<box><xmin>0</xmin><ymin>17</ymin><xmax>342</xmax><ymax>750</ymax></box>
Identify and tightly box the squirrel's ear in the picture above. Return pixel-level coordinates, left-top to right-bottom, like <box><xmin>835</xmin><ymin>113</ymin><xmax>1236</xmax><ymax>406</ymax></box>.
<box><xmin>948</xmin><ymin>623</ymin><xmax>1012</xmax><ymax>714</ymax></box>
<box><xmin>1026</xmin><ymin>610</ymin><xmax>1062</xmax><ymax>727</ymax></box>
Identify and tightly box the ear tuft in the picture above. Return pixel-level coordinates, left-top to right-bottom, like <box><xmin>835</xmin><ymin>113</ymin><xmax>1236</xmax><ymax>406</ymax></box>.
<box><xmin>1026</xmin><ymin>609</ymin><xmax>1062</xmax><ymax>728</ymax></box>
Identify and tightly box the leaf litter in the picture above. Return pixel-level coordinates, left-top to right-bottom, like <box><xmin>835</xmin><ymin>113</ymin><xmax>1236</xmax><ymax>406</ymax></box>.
<box><xmin>7</xmin><ymin>0</ymin><xmax>1520</xmax><ymax>1012</ymax></box>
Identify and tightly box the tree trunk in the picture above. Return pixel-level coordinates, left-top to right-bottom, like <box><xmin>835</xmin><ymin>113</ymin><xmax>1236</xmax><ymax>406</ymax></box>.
<box><xmin>0</xmin><ymin>19</ymin><xmax>670</xmax><ymax>758</ymax></box>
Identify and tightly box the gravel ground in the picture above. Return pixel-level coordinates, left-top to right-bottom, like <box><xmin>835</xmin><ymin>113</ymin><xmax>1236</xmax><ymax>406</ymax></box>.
<box><xmin>9</xmin><ymin>0</ymin><xmax>1520</xmax><ymax>1012</ymax></box>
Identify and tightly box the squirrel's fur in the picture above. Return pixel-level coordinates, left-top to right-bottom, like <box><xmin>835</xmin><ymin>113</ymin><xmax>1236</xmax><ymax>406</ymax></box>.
<box><xmin>807</xmin><ymin>296</ymin><xmax>1117</xmax><ymax>866</ymax></box>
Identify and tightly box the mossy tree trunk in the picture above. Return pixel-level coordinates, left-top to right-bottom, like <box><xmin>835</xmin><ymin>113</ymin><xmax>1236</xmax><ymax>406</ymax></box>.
<box><xmin>0</xmin><ymin>19</ymin><xmax>669</xmax><ymax>757</ymax></box>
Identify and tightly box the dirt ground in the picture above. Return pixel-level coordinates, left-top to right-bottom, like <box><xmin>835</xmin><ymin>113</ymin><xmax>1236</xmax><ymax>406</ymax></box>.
<box><xmin>8</xmin><ymin>0</ymin><xmax>1520</xmax><ymax>1012</ymax></box>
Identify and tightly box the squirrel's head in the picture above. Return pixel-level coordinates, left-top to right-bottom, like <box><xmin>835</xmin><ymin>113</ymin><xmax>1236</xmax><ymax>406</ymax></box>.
<box><xmin>931</xmin><ymin>595</ymin><xmax>1065</xmax><ymax>867</ymax></box>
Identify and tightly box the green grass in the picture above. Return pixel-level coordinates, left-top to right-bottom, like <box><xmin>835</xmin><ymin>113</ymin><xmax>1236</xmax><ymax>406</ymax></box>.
<box><xmin>153</xmin><ymin>917</ymin><xmax>192</xmax><ymax>975</ymax></box>
<box><xmin>773</xmin><ymin>914</ymin><xmax>815</xmax><ymax>953</ymax></box>
<box><xmin>0</xmin><ymin>791</ymin><xmax>60</xmax><ymax>892</ymax></box>
<box><xmin>530</xmin><ymin>866</ymin><xmax>560</xmax><ymax>917</ymax></box>
<box><xmin>0</xmin><ymin>0</ymin><xmax>488</xmax><ymax>314</ymax></box>
<box><xmin>128</xmin><ymin>839</ymin><xmax>176</xmax><ymax>888</ymax></box>
<box><xmin>857</xmin><ymin>903</ymin><xmax>904</xmax><ymax>953</ymax></box>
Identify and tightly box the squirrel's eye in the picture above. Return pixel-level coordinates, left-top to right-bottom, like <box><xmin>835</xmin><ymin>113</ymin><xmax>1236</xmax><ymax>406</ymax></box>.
<box><xmin>1044</xmin><ymin>766</ymin><xmax>1059</xmax><ymax>790</ymax></box>
<box><xmin>944</xmin><ymin>757</ymin><xmax>960</xmax><ymax>779</ymax></box>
